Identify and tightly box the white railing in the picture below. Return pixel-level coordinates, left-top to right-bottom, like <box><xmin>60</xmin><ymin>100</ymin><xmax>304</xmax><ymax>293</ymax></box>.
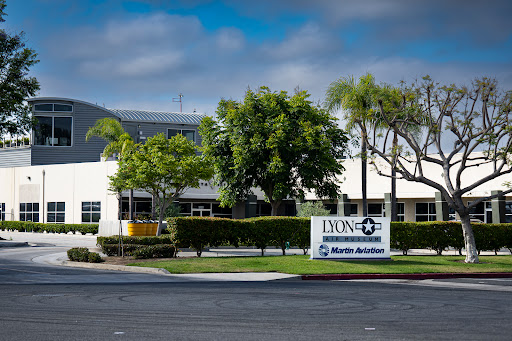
<box><xmin>0</xmin><ymin>136</ymin><xmax>31</xmax><ymax>149</ymax></box>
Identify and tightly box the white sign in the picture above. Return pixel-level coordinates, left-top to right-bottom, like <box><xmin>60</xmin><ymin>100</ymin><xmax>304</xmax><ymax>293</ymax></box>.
<box><xmin>310</xmin><ymin>216</ymin><xmax>390</xmax><ymax>260</ymax></box>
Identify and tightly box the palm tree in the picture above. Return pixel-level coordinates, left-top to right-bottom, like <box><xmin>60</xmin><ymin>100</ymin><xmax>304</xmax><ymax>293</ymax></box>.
<box><xmin>86</xmin><ymin>118</ymin><xmax>135</xmax><ymax>220</ymax></box>
<box><xmin>325</xmin><ymin>74</ymin><xmax>379</xmax><ymax>217</ymax></box>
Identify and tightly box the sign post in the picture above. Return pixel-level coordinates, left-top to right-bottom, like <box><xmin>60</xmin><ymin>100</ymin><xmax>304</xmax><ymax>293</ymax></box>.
<box><xmin>310</xmin><ymin>216</ymin><xmax>391</xmax><ymax>260</ymax></box>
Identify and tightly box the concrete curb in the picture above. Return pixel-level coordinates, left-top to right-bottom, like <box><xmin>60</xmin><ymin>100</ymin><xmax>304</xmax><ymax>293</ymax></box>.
<box><xmin>61</xmin><ymin>260</ymin><xmax>172</xmax><ymax>275</ymax></box>
<box><xmin>301</xmin><ymin>273</ymin><xmax>512</xmax><ymax>280</ymax></box>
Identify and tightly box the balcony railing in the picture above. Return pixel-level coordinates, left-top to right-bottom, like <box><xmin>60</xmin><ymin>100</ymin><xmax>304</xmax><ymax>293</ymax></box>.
<box><xmin>0</xmin><ymin>137</ymin><xmax>32</xmax><ymax>149</ymax></box>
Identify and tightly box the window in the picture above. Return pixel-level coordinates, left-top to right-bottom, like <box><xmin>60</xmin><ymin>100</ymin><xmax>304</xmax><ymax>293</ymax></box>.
<box><xmin>47</xmin><ymin>202</ymin><xmax>65</xmax><ymax>223</ymax></box>
<box><xmin>212</xmin><ymin>203</ymin><xmax>232</xmax><ymax>218</ymax></box>
<box><xmin>167</xmin><ymin>128</ymin><xmax>195</xmax><ymax>142</ymax></box>
<box><xmin>324</xmin><ymin>203</ymin><xmax>337</xmax><ymax>215</ymax></box>
<box><xmin>415</xmin><ymin>202</ymin><xmax>436</xmax><ymax>221</ymax></box>
<box><xmin>257</xmin><ymin>203</ymin><xmax>272</xmax><ymax>216</ymax></box>
<box><xmin>82</xmin><ymin>201</ymin><xmax>101</xmax><ymax>223</ymax></box>
<box><xmin>34</xmin><ymin>116</ymin><xmax>72</xmax><ymax>146</ymax></box>
<box><xmin>368</xmin><ymin>203</ymin><xmax>384</xmax><ymax>217</ymax></box>
<box><xmin>506</xmin><ymin>202</ymin><xmax>512</xmax><ymax>223</ymax></box>
<box><xmin>469</xmin><ymin>201</ymin><xmax>492</xmax><ymax>223</ymax></box>
<box><xmin>20</xmin><ymin>203</ymin><xmax>39</xmax><ymax>222</ymax></box>
<box><xmin>348</xmin><ymin>203</ymin><xmax>358</xmax><ymax>216</ymax></box>
<box><xmin>34</xmin><ymin>103</ymin><xmax>73</xmax><ymax>112</ymax></box>
<box><xmin>396</xmin><ymin>202</ymin><xmax>405</xmax><ymax>221</ymax></box>
<box><xmin>0</xmin><ymin>203</ymin><xmax>5</xmax><ymax>221</ymax></box>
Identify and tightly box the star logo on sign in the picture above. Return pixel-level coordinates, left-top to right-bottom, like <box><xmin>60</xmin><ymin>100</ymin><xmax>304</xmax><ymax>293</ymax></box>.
<box><xmin>355</xmin><ymin>218</ymin><xmax>382</xmax><ymax>236</ymax></box>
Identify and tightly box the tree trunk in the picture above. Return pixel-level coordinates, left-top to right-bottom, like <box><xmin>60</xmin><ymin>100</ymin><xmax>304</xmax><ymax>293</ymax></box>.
<box><xmin>156</xmin><ymin>200</ymin><xmax>168</xmax><ymax>236</ymax></box>
<box><xmin>390</xmin><ymin>132</ymin><xmax>398</xmax><ymax>221</ymax></box>
<box><xmin>460</xmin><ymin>214</ymin><xmax>479</xmax><ymax>263</ymax></box>
<box><xmin>270</xmin><ymin>200</ymin><xmax>281</xmax><ymax>216</ymax></box>
<box><xmin>361</xmin><ymin>137</ymin><xmax>368</xmax><ymax>217</ymax></box>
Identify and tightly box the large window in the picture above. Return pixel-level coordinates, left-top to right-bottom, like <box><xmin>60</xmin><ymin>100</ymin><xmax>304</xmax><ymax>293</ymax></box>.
<box><xmin>167</xmin><ymin>128</ymin><xmax>195</xmax><ymax>142</ymax></box>
<box><xmin>20</xmin><ymin>203</ymin><xmax>39</xmax><ymax>222</ymax></box>
<box><xmin>396</xmin><ymin>202</ymin><xmax>405</xmax><ymax>221</ymax></box>
<box><xmin>368</xmin><ymin>203</ymin><xmax>384</xmax><ymax>217</ymax></box>
<box><xmin>82</xmin><ymin>201</ymin><xmax>101</xmax><ymax>223</ymax></box>
<box><xmin>34</xmin><ymin>116</ymin><xmax>72</xmax><ymax>146</ymax></box>
<box><xmin>47</xmin><ymin>202</ymin><xmax>65</xmax><ymax>223</ymax></box>
<box><xmin>34</xmin><ymin>103</ymin><xmax>73</xmax><ymax>112</ymax></box>
<box><xmin>469</xmin><ymin>201</ymin><xmax>492</xmax><ymax>223</ymax></box>
<box><xmin>0</xmin><ymin>203</ymin><xmax>5</xmax><ymax>221</ymax></box>
<box><xmin>416</xmin><ymin>202</ymin><xmax>436</xmax><ymax>221</ymax></box>
<box><xmin>506</xmin><ymin>202</ymin><xmax>512</xmax><ymax>223</ymax></box>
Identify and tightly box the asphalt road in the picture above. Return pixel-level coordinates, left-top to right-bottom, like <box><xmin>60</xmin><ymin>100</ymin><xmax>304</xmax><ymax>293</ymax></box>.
<box><xmin>1</xmin><ymin>246</ymin><xmax>512</xmax><ymax>340</ymax></box>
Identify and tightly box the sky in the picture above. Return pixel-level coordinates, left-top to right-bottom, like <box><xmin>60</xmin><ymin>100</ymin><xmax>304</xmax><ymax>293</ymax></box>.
<box><xmin>3</xmin><ymin>0</ymin><xmax>512</xmax><ymax>117</ymax></box>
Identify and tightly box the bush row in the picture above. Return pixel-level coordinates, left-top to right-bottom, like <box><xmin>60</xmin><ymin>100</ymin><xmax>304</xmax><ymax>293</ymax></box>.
<box><xmin>0</xmin><ymin>221</ymin><xmax>98</xmax><ymax>234</ymax></box>
<box><xmin>391</xmin><ymin>221</ymin><xmax>512</xmax><ymax>255</ymax></box>
<box><xmin>67</xmin><ymin>247</ymin><xmax>103</xmax><ymax>263</ymax></box>
<box><xmin>167</xmin><ymin>216</ymin><xmax>310</xmax><ymax>256</ymax></box>
<box><xmin>99</xmin><ymin>243</ymin><xmax>176</xmax><ymax>259</ymax></box>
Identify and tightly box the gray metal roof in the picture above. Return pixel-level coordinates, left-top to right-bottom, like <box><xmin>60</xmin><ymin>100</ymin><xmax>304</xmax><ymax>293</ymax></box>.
<box><xmin>107</xmin><ymin>109</ymin><xmax>205</xmax><ymax>124</ymax></box>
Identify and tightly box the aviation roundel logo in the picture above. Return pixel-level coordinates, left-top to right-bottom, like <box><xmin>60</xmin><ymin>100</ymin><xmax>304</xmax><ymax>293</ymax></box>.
<box><xmin>318</xmin><ymin>244</ymin><xmax>329</xmax><ymax>257</ymax></box>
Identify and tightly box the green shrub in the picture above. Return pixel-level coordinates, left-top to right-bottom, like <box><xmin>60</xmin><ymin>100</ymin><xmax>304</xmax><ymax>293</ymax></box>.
<box><xmin>67</xmin><ymin>247</ymin><xmax>90</xmax><ymax>262</ymax></box>
<box><xmin>97</xmin><ymin>235</ymin><xmax>174</xmax><ymax>247</ymax></box>
<box><xmin>88</xmin><ymin>252</ymin><xmax>103</xmax><ymax>263</ymax></box>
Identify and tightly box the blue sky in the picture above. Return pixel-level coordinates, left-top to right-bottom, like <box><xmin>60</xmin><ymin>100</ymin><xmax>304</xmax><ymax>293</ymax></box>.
<box><xmin>3</xmin><ymin>0</ymin><xmax>512</xmax><ymax>116</ymax></box>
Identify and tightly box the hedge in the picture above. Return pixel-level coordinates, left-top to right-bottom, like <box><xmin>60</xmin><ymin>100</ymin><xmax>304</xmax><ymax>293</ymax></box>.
<box><xmin>0</xmin><ymin>221</ymin><xmax>98</xmax><ymax>234</ymax></box>
<box><xmin>67</xmin><ymin>247</ymin><xmax>103</xmax><ymax>263</ymax></box>
<box><xmin>165</xmin><ymin>217</ymin><xmax>512</xmax><ymax>256</ymax></box>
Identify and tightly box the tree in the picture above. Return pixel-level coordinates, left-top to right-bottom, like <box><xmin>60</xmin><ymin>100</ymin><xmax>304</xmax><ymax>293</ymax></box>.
<box><xmin>109</xmin><ymin>133</ymin><xmax>213</xmax><ymax>234</ymax></box>
<box><xmin>85</xmin><ymin>118</ymin><xmax>134</xmax><ymax>158</ymax></box>
<box><xmin>325</xmin><ymin>74</ymin><xmax>380</xmax><ymax>217</ymax></box>
<box><xmin>361</xmin><ymin>76</ymin><xmax>512</xmax><ymax>263</ymax></box>
<box><xmin>0</xmin><ymin>0</ymin><xmax>40</xmax><ymax>137</ymax></box>
<box><xmin>199</xmin><ymin>86</ymin><xmax>348</xmax><ymax>216</ymax></box>
<box><xmin>296</xmin><ymin>201</ymin><xmax>330</xmax><ymax>217</ymax></box>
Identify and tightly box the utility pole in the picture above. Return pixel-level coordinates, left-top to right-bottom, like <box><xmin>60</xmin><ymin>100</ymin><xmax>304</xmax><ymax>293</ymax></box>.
<box><xmin>172</xmin><ymin>93</ymin><xmax>183</xmax><ymax>112</ymax></box>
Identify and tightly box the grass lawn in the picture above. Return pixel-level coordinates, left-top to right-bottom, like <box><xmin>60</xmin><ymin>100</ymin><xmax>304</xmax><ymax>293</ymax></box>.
<box><xmin>128</xmin><ymin>255</ymin><xmax>512</xmax><ymax>275</ymax></box>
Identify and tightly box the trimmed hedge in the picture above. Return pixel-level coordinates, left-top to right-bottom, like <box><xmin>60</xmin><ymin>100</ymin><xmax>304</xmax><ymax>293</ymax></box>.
<box><xmin>97</xmin><ymin>235</ymin><xmax>176</xmax><ymax>257</ymax></box>
<box><xmin>0</xmin><ymin>221</ymin><xmax>98</xmax><ymax>234</ymax></box>
<box><xmin>67</xmin><ymin>247</ymin><xmax>103</xmax><ymax>263</ymax></box>
<box><xmin>167</xmin><ymin>216</ymin><xmax>309</xmax><ymax>256</ymax></box>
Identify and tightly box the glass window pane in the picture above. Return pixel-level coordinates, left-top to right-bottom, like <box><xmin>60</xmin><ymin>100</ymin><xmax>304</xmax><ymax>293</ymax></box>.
<box><xmin>47</xmin><ymin>213</ymin><xmax>55</xmax><ymax>223</ymax></box>
<box><xmin>56</xmin><ymin>213</ymin><xmax>65</xmax><ymax>222</ymax></box>
<box><xmin>167</xmin><ymin>129</ymin><xmax>179</xmax><ymax>139</ymax></box>
<box><xmin>368</xmin><ymin>203</ymin><xmax>382</xmax><ymax>215</ymax></box>
<box><xmin>92</xmin><ymin>213</ymin><xmax>101</xmax><ymax>223</ymax></box>
<box><xmin>82</xmin><ymin>213</ymin><xmax>90</xmax><ymax>223</ymax></box>
<box><xmin>20</xmin><ymin>213</ymin><xmax>26</xmax><ymax>221</ymax></box>
<box><xmin>429</xmin><ymin>203</ymin><xmax>436</xmax><ymax>214</ymax></box>
<box><xmin>33</xmin><ymin>203</ymin><xmax>39</xmax><ymax>211</ymax></box>
<box><xmin>48</xmin><ymin>202</ymin><xmax>56</xmax><ymax>212</ymax></box>
<box><xmin>27</xmin><ymin>203</ymin><xmax>32</xmax><ymax>211</ymax></box>
<box><xmin>57</xmin><ymin>202</ymin><xmax>65</xmax><ymax>211</ymax></box>
<box><xmin>53</xmin><ymin>104</ymin><xmax>73</xmax><ymax>112</ymax></box>
<box><xmin>416</xmin><ymin>203</ymin><xmax>428</xmax><ymax>215</ymax></box>
<box><xmin>135</xmin><ymin>201</ymin><xmax>151</xmax><ymax>213</ymax></box>
<box><xmin>416</xmin><ymin>215</ymin><xmax>428</xmax><ymax>222</ymax></box>
<box><xmin>182</xmin><ymin>130</ymin><xmax>195</xmax><ymax>142</ymax></box>
<box><xmin>179</xmin><ymin>203</ymin><xmax>191</xmax><ymax>214</ymax></box>
<box><xmin>20</xmin><ymin>203</ymin><xmax>26</xmax><ymax>211</ymax></box>
<box><xmin>33</xmin><ymin>116</ymin><xmax>53</xmax><ymax>146</ymax></box>
<box><xmin>92</xmin><ymin>202</ymin><xmax>101</xmax><ymax>211</ymax></box>
<box><xmin>82</xmin><ymin>202</ymin><xmax>91</xmax><ymax>212</ymax></box>
<box><xmin>26</xmin><ymin>213</ymin><xmax>33</xmax><ymax>221</ymax></box>
<box><xmin>33</xmin><ymin>213</ymin><xmax>39</xmax><ymax>222</ymax></box>
<box><xmin>34</xmin><ymin>104</ymin><xmax>53</xmax><ymax>111</ymax></box>
<box><xmin>350</xmin><ymin>204</ymin><xmax>358</xmax><ymax>216</ymax></box>
<box><xmin>54</xmin><ymin>117</ymin><xmax>72</xmax><ymax>146</ymax></box>
<box><xmin>397</xmin><ymin>203</ymin><xmax>405</xmax><ymax>214</ymax></box>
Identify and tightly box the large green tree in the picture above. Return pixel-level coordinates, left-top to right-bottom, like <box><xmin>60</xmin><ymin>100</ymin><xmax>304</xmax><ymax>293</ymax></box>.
<box><xmin>0</xmin><ymin>0</ymin><xmax>39</xmax><ymax>137</ymax></box>
<box><xmin>199</xmin><ymin>86</ymin><xmax>348</xmax><ymax>216</ymax></box>
<box><xmin>109</xmin><ymin>133</ymin><xmax>213</xmax><ymax>233</ymax></box>
<box><xmin>361</xmin><ymin>76</ymin><xmax>512</xmax><ymax>263</ymax></box>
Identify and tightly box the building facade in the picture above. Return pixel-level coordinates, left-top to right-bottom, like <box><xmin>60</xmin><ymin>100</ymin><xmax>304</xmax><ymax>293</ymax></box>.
<box><xmin>0</xmin><ymin>97</ymin><xmax>511</xmax><ymax>225</ymax></box>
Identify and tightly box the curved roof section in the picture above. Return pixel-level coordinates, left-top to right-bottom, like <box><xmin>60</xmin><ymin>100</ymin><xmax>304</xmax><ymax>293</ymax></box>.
<box><xmin>28</xmin><ymin>97</ymin><xmax>205</xmax><ymax>124</ymax></box>
<box><xmin>107</xmin><ymin>109</ymin><xmax>204</xmax><ymax>124</ymax></box>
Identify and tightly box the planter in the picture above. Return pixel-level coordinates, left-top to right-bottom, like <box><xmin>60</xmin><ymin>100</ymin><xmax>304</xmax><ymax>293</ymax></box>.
<box><xmin>127</xmin><ymin>222</ymin><xmax>159</xmax><ymax>236</ymax></box>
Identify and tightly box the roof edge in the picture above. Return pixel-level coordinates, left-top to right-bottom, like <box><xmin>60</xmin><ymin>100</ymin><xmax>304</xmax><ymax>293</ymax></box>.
<box><xmin>27</xmin><ymin>97</ymin><xmax>122</xmax><ymax>119</ymax></box>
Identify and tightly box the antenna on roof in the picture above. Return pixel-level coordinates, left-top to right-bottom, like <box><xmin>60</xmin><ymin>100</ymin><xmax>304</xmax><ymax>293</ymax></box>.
<box><xmin>172</xmin><ymin>93</ymin><xmax>183</xmax><ymax>113</ymax></box>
